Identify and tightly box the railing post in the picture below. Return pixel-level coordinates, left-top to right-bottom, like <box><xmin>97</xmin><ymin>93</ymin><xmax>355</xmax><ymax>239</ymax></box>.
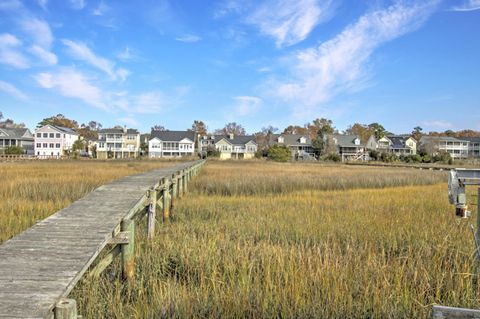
<box><xmin>162</xmin><ymin>181</ymin><xmax>170</xmax><ymax>222</ymax></box>
<box><xmin>147</xmin><ymin>189</ymin><xmax>157</xmax><ymax>240</ymax></box>
<box><xmin>171</xmin><ymin>176</ymin><xmax>178</xmax><ymax>219</ymax></box>
<box><xmin>121</xmin><ymin>219</ymin><xmax>135</xmax><ymax>282</ymax></box>
<box><xmin>183</xmin><ymin>169</ymin><xmax>188</xmax><ymax>194</ymax></box>
<box><xmin>179</xmin><ymin>170</ymin><xmax>184</xmax><ymax>198</ymax></box>
<box><xmin>54</xmin><ymin>299</ymin><xmax>77</xmax><ymax>319</ymax></box>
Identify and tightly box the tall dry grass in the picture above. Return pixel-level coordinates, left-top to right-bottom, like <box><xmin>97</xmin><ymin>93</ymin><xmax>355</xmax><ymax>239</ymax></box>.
<box><xmin>0</xmin><ymin>160</ymin><xmax>176</xmax><ymax>244</ymax></box>
<box><xmin>69</xmin><ymin>161</ymin><xmax>478</xmax><ymax>318</ymax></box>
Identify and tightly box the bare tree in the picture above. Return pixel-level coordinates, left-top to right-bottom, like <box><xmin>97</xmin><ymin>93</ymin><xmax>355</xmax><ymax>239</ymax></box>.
<box><xmin>151</xmin><ymin>125</ymin><xmax>166</xmax><ymax>131</ymax></box>
<box><xmin>216</xmin><ymin>122</ymin><xmax>246</xmax><ymax>136</ymax></box>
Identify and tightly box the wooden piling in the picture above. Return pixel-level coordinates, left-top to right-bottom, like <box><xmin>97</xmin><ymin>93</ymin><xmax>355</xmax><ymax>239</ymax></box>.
<box><xmin>171</xmin><ymin>177</ymin><xmax>178</xmax><ymax>218</ymax></box>
<box><xmin>162</xmin><ymin>182</ymin><xmax>170</xmax><ymax>221</ymax></box>
<box><xmin>121</xmin><ymin>218</ymin><xmax>135</xmax><ymax>282</ymax></box>
<box><xmin>147</xmin><ymin>189</ymin><xmax>157</xmax><ymax>240</ymax></box>
<box><xmin>54</xmin><ymin>299</ymin><xmax>77</xmax><ymax>319</ymax></box>
<box><xmin>183</xmin><ymin>170</ymin><xmax>188</xmax><ymax>194</ymax></box>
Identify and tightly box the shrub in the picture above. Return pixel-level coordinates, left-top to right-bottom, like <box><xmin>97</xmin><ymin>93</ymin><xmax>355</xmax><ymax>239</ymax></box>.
<box><xmin>4</xmin><ymin>146</ymin><xmax>24</xmax><ymax>155</ymax></box>
<box><xmin>369</xmin><ymin>150</ymin><xmax>380</xmax><ymax>161</ymax></box>
<box><xmin>267</xmin><ymin>145</ymin><xmax>291</xmax><ymax>162</ymax></box>
<box><xmin>322</xmin><ymin>153</ymin><xmax>341</xmax><ymax>162</ymax></box>
<box><xmin>206</xmin><ymin>145</ymin><xmax>220</xmax><ymax>158</ymax></box>
<box><xmin>432</xmin><ymin>151</ymin><xmax>452</xmax><ymax>164</ymax></box>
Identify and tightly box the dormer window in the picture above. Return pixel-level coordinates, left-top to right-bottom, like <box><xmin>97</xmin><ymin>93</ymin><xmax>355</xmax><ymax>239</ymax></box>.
<box><xmin>354</xmin><ymin>138</ymin><xmax>360</xmax><ymax>145</ymax></box>
<box><xmin>300</xmin><ymin>137</ymin><xmax>306</xmax><ymax>144</ymax></box>
<box><xmin>278</xmin><ymin>136</ymin><xmax>284</xmax><ymax>143</ymax></box>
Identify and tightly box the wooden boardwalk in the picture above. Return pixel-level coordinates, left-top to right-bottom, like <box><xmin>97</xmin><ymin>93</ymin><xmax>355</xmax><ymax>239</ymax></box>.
<box><xmin>0</xmin><ymin>160</ymin><xmax>204</xmax><ymax>319</ymax></box>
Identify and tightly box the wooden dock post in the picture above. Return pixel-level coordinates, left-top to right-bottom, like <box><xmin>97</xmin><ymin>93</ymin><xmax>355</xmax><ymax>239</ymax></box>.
<box><xmin>147</xmin><ymin>188</ymin><xmax>157</xmax><ymax>240</ymax></box>
<box><xmin>184</xmin><ymin>169</ymin><xmax>188</xmax><ymax>194</ymax></box>
<box><xmin>171</xmin><ymin>176</ymin><xmax>178</xmax><ymax>218</ymax></box>
<box><xmin>121</xmin><ymin>219</ymin><xmax>135</xmax><ymax>282</ymax></box>
<box><xmin>54</xmin><ymin>299</ymin><xmax>77</xmax><ymax>319</ymax></box>
<box><xmin>162</xmin><ymin>181</ymin><xmax>170</xmax><ymax>222</ymax></box>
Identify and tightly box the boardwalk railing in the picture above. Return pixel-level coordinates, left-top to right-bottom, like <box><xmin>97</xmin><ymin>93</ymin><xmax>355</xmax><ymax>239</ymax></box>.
<box><xmin>0</xmin><ymin>159</ymin><xmax>205</xmax><ymax>319</ymax></box>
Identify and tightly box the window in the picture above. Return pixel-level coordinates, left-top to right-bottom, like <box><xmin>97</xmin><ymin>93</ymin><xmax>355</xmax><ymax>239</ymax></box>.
<box><xmin>49</xmin><ymin>133</ymin><xmax>54</xmax><ymax>138</ymax></box>
<box><xmin>127</xmin><ymin>135</ymin><xmax>136</xmax><ymax>140</ymax></box>
<box><xmin>49</xmin><ymin>143</ymin><xmax>54</xmax><ymax>148</ymax></box>
<box><xmin>36</xmin><ymin>133</ymin><xmax>41</xmax><ymax>138</ymax></box>
<box><xmin>56</xmin><ymin>143</ymin><xmax>61</xmax><ymax>148</ymax></box>
<box><xmin>36</xmin><ymin>143</ymin><xmax>41</xmax><ymax>148</ymax></box>
<box><xmin>56</xmin><ymin>133</ymin><xmax>61</xmax><ymax>138</ymax></box>
<box><xmin>43</xmin><ymin>143</ymin><xmax>47</xmax><ymax>148</ymax></box>
<box><xmin>43</xmin><ymin>133</ymin><xmax>48</xmax><ymax>138</ymax></box>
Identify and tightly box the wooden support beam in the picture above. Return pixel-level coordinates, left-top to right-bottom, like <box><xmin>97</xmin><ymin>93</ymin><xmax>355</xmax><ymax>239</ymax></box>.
<box><xmin>54</xmin><ymin>299</ymin><xmax>77</xmax><ymax>319</ymax></box>
<box><xmin>88</xmin><ymin>245</ymin><xmax>121</xmax><ymax>278</ymax></box>
<box><xmin>121</xmin><ymin>219</ymin><xmax>135</xmax><ymax>282</ymax></box>
<box><xmin>108</xmin><ymin>231</ymin><xmax>130</xmax><ymax>245</ymax></box>
<box><xmin>432</xmin><ymin>305</ymin><xmax>480</xmax><ymax>319</ymax></box>
<box><xmin>147</xmin><ymin>189</ymin><xmax>157</xmax><ymax>240</ymax></box>
<box><xmin>162</xmin><ymin>182</ymin><xmax>170</xmax><ymax>222</ymax></box>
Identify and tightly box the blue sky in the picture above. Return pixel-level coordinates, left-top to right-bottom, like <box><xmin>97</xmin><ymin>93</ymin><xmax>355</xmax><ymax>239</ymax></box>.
<box><xmin>0</xmin><ymin>0</ymin><xmax>479</xmax><ymax>134</ymax></box>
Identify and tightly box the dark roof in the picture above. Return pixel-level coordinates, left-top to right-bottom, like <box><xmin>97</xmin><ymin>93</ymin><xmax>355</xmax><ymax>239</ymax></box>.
<box><xmin>329</xmin><ymin>134</ymin><xmax>364</xmax><ymax>147</ymax></box>
<box><xmin>0</xmin><ymin>128</ymin><xmax>33</xmax><ymax>140</ymax></box>
<box><xmin>150</xmin><ymin>130</ymin><xmax>195</xmax><ymax>142</ymax></box>
<box><xmin>51</xmin><ymin>125</ymin><xmax>78</xmax><ymax>135</ymax></box>
<box><xmin>388</xmin><ymin>135</ymin><xmax>412</xmax><ymax>149</ymax></box>
<box><xmin>463</xmin><ymin>137</ymin><xmax>480</xmax><ymax>143</ymax></box>
<box><xmin>270</xmin><ymin>134</ymin><xmax>312</xmax><ymax>146</ymax></box>
<box><xmin>215</xmin><ymin>135</ymin><xmax>256</xmax><ymax>145</ymax></box>
<box><xmin>420</xmin><ymin>136</ymin><xmax>469</xmax><ymax>143</ymax></box>
<box><xmin>99</xmin><ymin>128</ymin><xmax>139</xmax><ymax>134</ymax></box>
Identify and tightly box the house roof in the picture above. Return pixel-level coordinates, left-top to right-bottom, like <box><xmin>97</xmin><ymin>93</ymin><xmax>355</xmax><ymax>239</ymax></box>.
<box><xmin>150</xmin><ymin>130</ymin><xmax>195</xmax><ymax>142</ymax></box>
<box><xmin>463</xmin><ymin>137</ymin><xmax>480</xmax><ymax>143</ymax></box>
<box><xmin>270</xmin><ymin>134</ymin><xmax>312</xmax><ymax>146</ymax></box>
<box><xmin>329</xmin><ymin>134</ymin><xmax>364</xmax><ymax>147</ymax></box>
<box><xmin>420</xmin><ymin>136</ymin><xmax>469</xmax><ymax>143</ymax></box>
<box><xmin>53</xmin><ymin>126</ymin><xmax>78</xmax><ymax>134</ymax></box>
<box><xmin>99</xmin><ymin>128</ymin><xmax>139</xmax><ymax>134</ymax></box>
<box><xmin>215</xmin><ymin>135</ymin><xmax>256</xmax><ymax>145</ymax></box>
<box><xmin>0</xmin><ymin>128</ymin><xmax>33</xmax><ymax>140</ymax></box>
<box><xmin>387</xmin><ymin>135</ymin><xmax>414</xmax><ymax>149</ymax></box>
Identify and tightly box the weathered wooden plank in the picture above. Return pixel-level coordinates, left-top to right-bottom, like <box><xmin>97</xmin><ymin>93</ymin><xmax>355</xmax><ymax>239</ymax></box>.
<box><xmin>432</xmin><ymin>305</ymin><xmax>480</xmax><ymax>319</ymax></box>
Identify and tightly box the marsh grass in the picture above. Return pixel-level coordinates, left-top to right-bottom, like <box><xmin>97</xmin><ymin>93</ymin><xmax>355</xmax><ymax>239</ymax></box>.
<box><xmin>0</xmin><ymin>160</ymin><xmax>175</xmax><ymax>243</ymax></box>
<box><xmin>69</xmin><ymin>161</ymin><xmax>479</xmax><ymax>318</ymax></box>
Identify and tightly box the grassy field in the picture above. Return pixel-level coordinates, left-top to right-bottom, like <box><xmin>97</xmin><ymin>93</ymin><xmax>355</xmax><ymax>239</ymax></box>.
<box><xmin>0</xmin><ymin>159</ymin><xmax>180</xmax><ymax>244</ymax></box>
<box><xmin>66</xmin><ymin>161</ymin><xmax>480</xmax><ymax>318</ymax></box>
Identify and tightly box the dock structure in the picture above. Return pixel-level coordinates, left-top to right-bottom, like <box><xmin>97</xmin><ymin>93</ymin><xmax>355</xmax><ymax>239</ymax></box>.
<box><xmin>0</xmin><ymin>160</ymin><xmax>205</xmax><ymax>319</ymax></box>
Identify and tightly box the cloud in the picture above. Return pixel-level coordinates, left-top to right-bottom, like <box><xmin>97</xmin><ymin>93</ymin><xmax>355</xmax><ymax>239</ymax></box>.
<box><xmin>175</xmin><ymin>34</ymin><xmax>201</xmax><ymax>43</ymax></box>
<box><xmin>268</xmin><ymin>1</ymin><xmax>438</xmax><ymax>118</ymax></box>
<box><xmin>421</xmin><ymin>120</ymin><xmax>454</xmax><ymax>129</ymax></box>
<box><xmin>131</xmin><ymin>91</ymin><xmax>166</xmax><ymax>114</ymax></box>
<box><xmin>116</xmin><ymin>116</ymin><xmax>139</xmax><ymax>126</ymax></box>
<box><xmin>232</xmin><ymin>96</ymin><xmax>262</xmax><ymax>116</ymax></box>
<box><xmin>34</xmin><ymin>68</ymin><xmax>107</xmax><ymax>110</ymax></box>
<box><xmin>37</xmin><ymin>0</ymin><xmax>48</xmax><ymax>10</ymax></box>
<box><xmin>0</xmin><ymin>80</ymin><xmax>28</xmax><ymax>100</ymax></box>
<box><xmin>69</xmin><ymin>0</ymin><xmax>85</xmax><ymax>10</ymax></box>
<box><xmin>116</xmin><ymin>46</ymin><xmax>136</xmax><ymax>62</ymax></box>
<box><xmin>246</xmin><ymin>0</ymin><xmax>336</xmax><ymax>47</ymax></box>
<box><xmin>0</xmin><ymin>0</ymin><xmax>22</xmax><ymax>11</ymax></box>
<box><xmin>0</xmin><ymin>33</ymin><xmax>29</xmax><ymax>69</ymax></box>
<box><xmin>451</xmin><ymin>0</ymin><xmax>480</xmax><ymax>11</ymax></box>
<box><xmin>19</xmin><ymin>17</ymin><xmax>53</xmax><ymax>48</ymax></box>
<box><xmin>28</xmin><ymin>44</ymin><xmax>57</xmax><ymax>65</ymax></box>
<box><xmin>92</xmin><ymin>1</ymin><xmax>109</xmax><ymax>16</ymax></box>
<box><xmin>116</xmin><ymin>68</ymin><xmax>130</xmax><ymax>82</ymax></box>
<box><xmin>214</xmin><ymin>0</ymin><xmax>245</xmax><ymax>18</ymax></box>
<box><xmin>62</xmin><ymin>39</ymin><xmax>127</xmax><ymax>80</ymax></box>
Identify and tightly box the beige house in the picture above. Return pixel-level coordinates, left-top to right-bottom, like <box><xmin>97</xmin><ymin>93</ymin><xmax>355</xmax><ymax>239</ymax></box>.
<box><xmin>96</xmin><ymin>127</ymin><xmax>140</xmax><ymax>159</ymax></box>
<box><xmin>367</xmin><ymin>135</ymin><xmax>417</xmax><ymax>155</ymax></box>
<box><xmin>326</xmin><ymin>134</ymin><xmax>368</xmax><ymax>161</ymax></box>
<box><xmin>214</xmin><ymin>134</ymin><xmax>257</xmax><ymax>160</ymax></box>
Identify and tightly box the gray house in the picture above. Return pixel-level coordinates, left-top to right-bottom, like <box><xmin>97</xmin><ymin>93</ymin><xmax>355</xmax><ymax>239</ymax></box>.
<box><xmin>269</xmin><ymin>134</ymin><xmax>314</xmax><ymax>160</ymax></box>
<box><xmin>0</xmin><ymin>128</ymin><xmax>34</xmax><ymax>154</ymax></box>
<box><xmin>326</xmin><ymin>134</ymin><xmax>367</xmax><ymax>162</ymax></box>
<box><xmin>465</xmin><ymin>137</ymin><xmax>480</xmax><ymax>158</ymax></box>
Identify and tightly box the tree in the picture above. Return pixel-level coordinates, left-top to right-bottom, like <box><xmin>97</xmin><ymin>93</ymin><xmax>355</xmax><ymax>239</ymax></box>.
<box><xmin>77</xmin><ymin>121</ymin><xmax>103</xmax><ymax>140</ymax></box>
<box><xmin>368</xmin><ymin>123</ymin><xmax>387</xmax><ymax>139</ymax></box>
<box><xmin>308</xmin><ymin>118</ymin><xmax>335</xmax><ymax>139</ymax></box>
<box><xmin>0</xmin><ymin>118</ymin><xmax>26</xmax><ymax>128</ymax></box>
<box><xmin>37</xmin><ymin>114</ymin><xmax>78</xmax><ymax>129</ymax></box>
<box><xmin>267</xmin><ymin>145</ymin><xmax>291</xmax><ymax>162</ymax></box>
<box><xmin>346</xmin><ymin>123</ymin><xmax>374</xmax><ymax>143</ymax></box>
<box><xmin>411</xmin><ymin>126</ymin><xmax>423</xmax><ymax>141</ymax></box>
<box><xmin>255</xmin><ymin>126</ymin><xmax>278</xmax><ymax>151</ymax></box>
<box><xmin>189</xmin><ymin>120</ymin><xmax>207</xmax><ymax>136</ymax></box>
<box><xmin>151</xmin><ymin>125</ymin><xmax>166</xmax><ymax>131</ymax></box>
<box><xmin>4</xmin><ymin>146</ymin><xmax>24</xmax><ymax>155</ymax></box>
<box><xmin>0</xmin><ymin>111</ymin><xmax>3</xmax><ymax>120</ymax></box>
<box><xmin>283</xmin><ymin>125</ymin><xmax>307</xmax><ymax>135</ymax></box>
<box><xmin>216</xmin><ymin>122</ymin><xmax>246</xmax><ymax>136</ymax></box>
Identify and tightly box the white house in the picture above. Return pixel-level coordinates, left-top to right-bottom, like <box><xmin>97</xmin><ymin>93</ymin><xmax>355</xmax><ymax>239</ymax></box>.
<box><xmin>420</xmin><ymin>136</ymin><xmax>469</xmax><ymax>159</ymax></box>
<box><xmin>34</xmin><ymin>125</ymin><xmax>78</xmax><ymax>158</ymax></box>
<box><xmin>149</xmin><ymin>130</ymin><xmax>195</xmax><ymax>158</ymax></box>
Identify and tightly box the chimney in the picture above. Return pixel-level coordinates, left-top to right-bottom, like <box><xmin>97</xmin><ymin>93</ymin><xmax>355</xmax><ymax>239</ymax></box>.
<box><xmin>229</xmin><ymin>133</ymin><xmax>234</xmax><ymax>140</ymax></box>
<box><xmin>123</xmin><ymin>125</ymin><xmax>127</xmax><ymax>133</ymax></box>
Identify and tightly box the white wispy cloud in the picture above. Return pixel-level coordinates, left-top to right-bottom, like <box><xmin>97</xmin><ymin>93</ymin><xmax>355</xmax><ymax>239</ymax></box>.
<box><xmin>69</xmin><ymin>0</ymin><xmax>85</xmax><ymax>10</ymax></box>
<box><xmin>0</xmin><ymin>0</ymin><xmax>22</xmax><ymax>11</ymax></box>
<box><xmin>0</xmin><ymin>80</ymin><xmax>28</xmax><ymax>100</ymax></box>
<box><xmin>19</xmin><ymin>17</ymin><xmax>53</xmax><ymax>48</ymax></box>
<box><xmin>116</xmin><ymin>46</ymin><xmax>136</xmax><ymax>62</ymax></box>
<box><xmin>116</xmin><ymin>116</ymin><xmax>139</xmax><ymax>126</ymax></box>
<box><xmin>62</xmin><ymin>39</ymin><xmax>128</xmax><ymax>80</ymax></box>
<box><xmin>28</xmin><ymin>44</ymin><xmax>57</xmax><ymax>65</ymax></box>
<box><xmin>451</xmin><ymin>0</ymin><xmax>480</xmax><ymax>11</ymax></box>
<box><xmin>268</xmin><ymin>1</ymin><xmax>439</xmax><ymax>119</ymax></box>
<box><xmin>232</xmin><ymin>96</ymin><xmax>262</xmax><ymax>116</ymax></box>
<box><xmin>175</xmin><ymin>34</ymin><xmax>201</xmax><ymax>43</ymax></box>
<box><xmin>214</xmin><ymin>0</ymin><xmax>245</xmax><ymax>18</ymax></box>
<box><xmin>0</xmin><ymin>33</ymin><xmax>29</xmax><ymax>69</ymax></box>
<box><xmin>132</xmin><ymin>91</ymin><xmax>166</xmax><ymax>114</ymax></box>
<box><xmin>421</xmin><ymin>120</ymin><xmax>454</xmax><ymax>129</ymax></box>
<box><xmin>116</xmin><ymin>68</ymin><xmax>130</xmax><ymax>82</ymax></box>
<box><xmin>92</xmin><ymin>1</ymin><xmax>109</xmax><ymax>16</ymax></box>
<box><xmin>34</xmin><ymin>68</ymin><xmax>107</xmax><ymax>110</ymax></box>
<box><xmin>37</xmin><ymin>0</ymin><xmax>48</xmax><ymax>10</ymax></box>
<box><xmin>246</xmin><ymin>0</ymin><xmax>335</xmax><ymax>48</ymax></box>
